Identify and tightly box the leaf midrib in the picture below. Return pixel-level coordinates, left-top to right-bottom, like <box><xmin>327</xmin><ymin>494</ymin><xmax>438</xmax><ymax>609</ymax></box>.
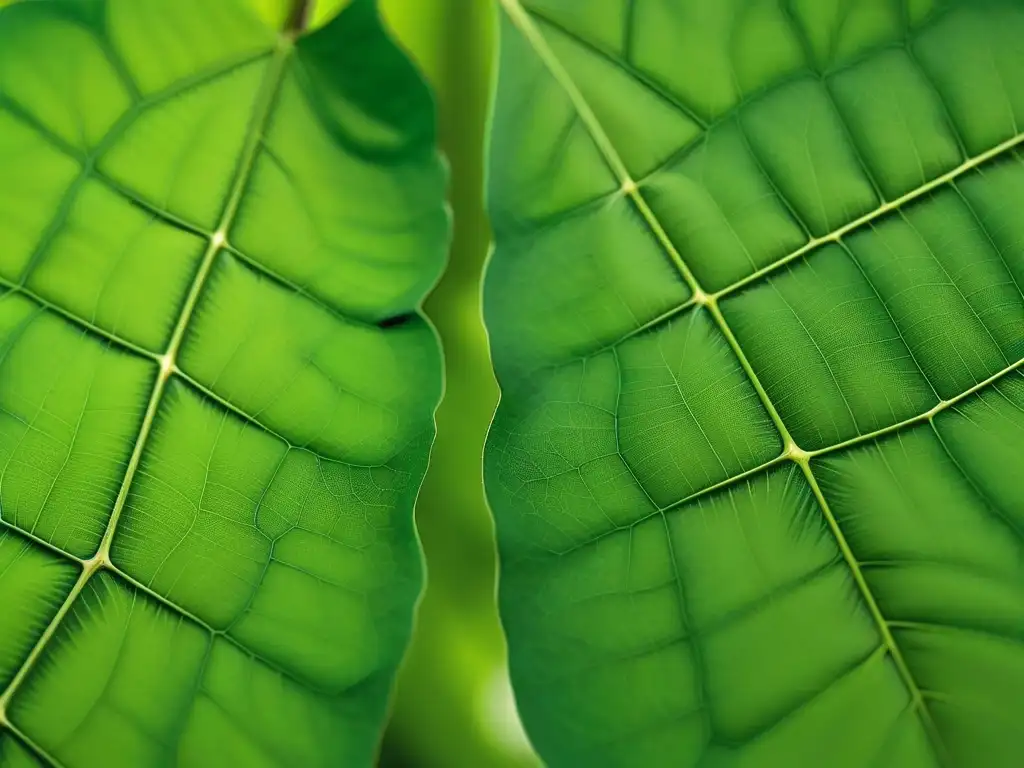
<box><xmin>497</xmin><ymin>0</ymin><xmax>951</xmax><ymax>760</ymax></box>
<box><xmin>0</xmin><ymin>34</ymin><xmax>297</xmax><ymax>739</ymax></box>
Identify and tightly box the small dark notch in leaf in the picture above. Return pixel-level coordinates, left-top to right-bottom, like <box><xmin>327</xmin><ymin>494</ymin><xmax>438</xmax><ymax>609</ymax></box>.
<box><xmin>378</xmin><ymin>313</ymin><xmax>416</xmax><ymax>330</ymax></box>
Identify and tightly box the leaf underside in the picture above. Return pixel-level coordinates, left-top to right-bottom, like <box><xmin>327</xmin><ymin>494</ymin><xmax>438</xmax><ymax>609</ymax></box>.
<box><xmin>0</xmin><ymin>1</ymin><xmax>446</xmax><ymax>765</ymax></box>
<box><xmin>484</xmin><ymin>0</ymin><xmax>1024</xmax><ymax>766</ymax></box>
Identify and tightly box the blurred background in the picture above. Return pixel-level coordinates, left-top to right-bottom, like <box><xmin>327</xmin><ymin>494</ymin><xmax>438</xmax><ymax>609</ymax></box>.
<box><xmin>371</xmin><ymin>2</ymin><xmax>539</xmax><ymax>766</ymax></box>
<box><xmin>232</xmin><ymin>2</ymin><xmax>533</xmax><ymax>763</ymax></box>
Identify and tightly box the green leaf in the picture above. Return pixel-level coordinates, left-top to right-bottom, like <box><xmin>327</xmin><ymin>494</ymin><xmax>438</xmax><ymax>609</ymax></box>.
<box><xmin>0</xmin><ymin>0</ymin><xmax>446</xmax><ymax>765</ymax></box>
<box><xmin>484</xmin><ymin>1</ymin><xmax>1024</xmax><ymax>765</ymax></box>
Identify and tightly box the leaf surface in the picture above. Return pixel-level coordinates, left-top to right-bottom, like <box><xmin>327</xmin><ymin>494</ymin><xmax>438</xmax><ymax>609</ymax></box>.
<box><xmin>0</xmin><ymin>0</ymin><xmax>446</xmax><ymax>765</ymax></box>
<box><xmin>484</xmin><ymin>1</ymin><xmax>1024</xmax><ymax>765</ymax></box>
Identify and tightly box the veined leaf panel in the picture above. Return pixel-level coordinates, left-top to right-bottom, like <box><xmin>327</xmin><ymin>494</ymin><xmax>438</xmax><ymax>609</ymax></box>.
<box><xmin>0</xmin><ymin>0</ymin><xmax>447</xmax><ymax>765</ymax></box>
<box><xmin>485</xmin><ymin>1</ymin><xmax>1024</xmax><ymax>766</ymax></box>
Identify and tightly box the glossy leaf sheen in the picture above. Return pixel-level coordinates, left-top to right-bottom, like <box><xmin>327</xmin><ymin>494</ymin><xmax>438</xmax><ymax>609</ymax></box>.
<box><xmin>484</xmin><ymin>0</ymin><xmax>1024</xmax><ymax>766</ymax></box>
<box><xmin>0</xmin><ymin>0</ymin><xmax>446</xmax><ymax>765</ymax></box>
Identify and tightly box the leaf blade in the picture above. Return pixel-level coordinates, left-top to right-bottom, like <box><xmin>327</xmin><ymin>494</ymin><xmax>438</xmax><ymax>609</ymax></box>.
<box><xmin>485</xmin><ymin>1</ymin><xmax>1024</xmax><ymax>766</ymax></box>
<box><xmin>0</xmin><ymin>0</ymin><xmax>446</xmax><ymax>764</ymax></box>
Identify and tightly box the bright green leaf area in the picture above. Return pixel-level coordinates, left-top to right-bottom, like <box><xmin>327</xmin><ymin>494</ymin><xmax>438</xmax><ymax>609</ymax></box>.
<box><xmin>0</xmin><ymin>0</ymin><xmax>446</xmax><ymax>765</ymax></box>
<box><xmin>484</xmin><ymin>0</ymin><xmax>1024</xmax><ymax>766</ymax></box>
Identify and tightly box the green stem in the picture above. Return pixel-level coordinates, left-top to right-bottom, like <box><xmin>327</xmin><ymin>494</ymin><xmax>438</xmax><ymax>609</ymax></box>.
<box><xmin>287</xmin><ymin>0</ymin><xmax>315</xmax><ymax>33</ymax></box>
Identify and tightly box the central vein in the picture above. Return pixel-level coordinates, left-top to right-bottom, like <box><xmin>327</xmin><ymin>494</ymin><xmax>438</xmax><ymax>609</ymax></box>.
<box><xmin>0</xmin><ymin>36</ymin><xmax>295</xmax><ymax>727</ymax></box>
